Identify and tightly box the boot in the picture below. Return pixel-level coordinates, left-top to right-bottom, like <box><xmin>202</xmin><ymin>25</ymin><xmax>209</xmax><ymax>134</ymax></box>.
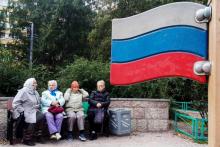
<box><xmin>23</xmin><ymin>123</ymin><xmax>35</xmax><ymax>146</ymax></box>
<box><xmin>36</xmin><ymin>136</ymin><xmax>45</xmax><ymax>144</ymax></box>
<box><xmin>23</xmin><ymin>140</ymin><xmax>35</xmax><ymax>146</ymax></box>
<box><xmin>89</xmin><ymin>131</ymin><xmax>97</xmax><ymax>140</ymax></box>
<box><xmin>35</xmin><ymin>130</ymin><xmax>45</xmax><ymax>144</ymax></box>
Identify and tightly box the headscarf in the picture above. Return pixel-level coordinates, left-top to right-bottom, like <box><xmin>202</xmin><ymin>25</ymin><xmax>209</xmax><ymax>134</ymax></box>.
<box><xmin>48</xmin><ymin>80</ymin><xmax>58</xmax><ymax>96</ymax></box>
<box><xmin>23</xmin><ymin>78</ymin><xmax>37</xmax><ymax>93</ymax></box>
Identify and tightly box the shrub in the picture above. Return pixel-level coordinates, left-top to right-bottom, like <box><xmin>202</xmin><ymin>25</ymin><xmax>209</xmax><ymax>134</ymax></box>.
<box><xmin>57</xmin><ymin>58</ymin><xmax>110</xmax><ymax>93</ymax></box>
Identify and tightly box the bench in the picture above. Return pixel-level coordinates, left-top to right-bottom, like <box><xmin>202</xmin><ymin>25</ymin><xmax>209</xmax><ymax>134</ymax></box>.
<box><xmin>6</xmin><ymin>97</ymin><xmax>15</xmax><ymax>145</ymax></box>
<box><xmin>6</xmin><ymin>98</ymin><xmax>109</xmax><ymax>145</ymax></box>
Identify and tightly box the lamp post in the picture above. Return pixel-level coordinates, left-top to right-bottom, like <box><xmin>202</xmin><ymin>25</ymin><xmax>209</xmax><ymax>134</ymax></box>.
<box><xmin>29</xmin><ymin>22</ymin><xmax>33</xmax><ymax>69</ymax></box>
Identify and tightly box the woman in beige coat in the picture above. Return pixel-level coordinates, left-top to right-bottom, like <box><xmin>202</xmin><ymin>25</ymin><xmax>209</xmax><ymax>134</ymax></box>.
<box><xmin>64</xmin><ymin>81</ymin><xmax>89</xmax><ymax>141</ymax></box>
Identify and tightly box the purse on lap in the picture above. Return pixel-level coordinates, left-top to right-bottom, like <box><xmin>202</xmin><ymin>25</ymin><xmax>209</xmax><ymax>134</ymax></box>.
<box><xmin>48</xmin><ymin>106</ymin><xmax>64</xmax><ymax>114</ymax></box>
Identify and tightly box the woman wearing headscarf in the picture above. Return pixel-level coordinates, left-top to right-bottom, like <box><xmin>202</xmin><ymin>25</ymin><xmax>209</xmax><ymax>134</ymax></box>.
<box><xmin>12</xmin><ymin>78</ymin><xmax>45</xmax><ymax>146</ymax></box>
<box><xmin>41</xmin><ymin>80</ymin><xmax>65</xmax><ymax>140</ymax></box>
<box><xmin>64</xmin><ymin>81</ymin><xmax>89</xmax><ymax>141</ymax></box>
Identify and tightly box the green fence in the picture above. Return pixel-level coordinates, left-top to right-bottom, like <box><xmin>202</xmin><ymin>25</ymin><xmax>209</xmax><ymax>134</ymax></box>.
<box><xmin>174</xmin><ymin>112</ymin><xmax>208</xmax><ymax>142</ymax></box>
<box><xmin>172</xmin><ymin>101</ymin><xmax>207</xmax><ymax>112</ymax></box>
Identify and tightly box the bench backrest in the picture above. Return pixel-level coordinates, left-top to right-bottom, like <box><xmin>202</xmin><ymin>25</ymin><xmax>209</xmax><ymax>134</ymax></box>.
<box><xmin>7</xmin><ymin>97</ymin><xmax>14</xmax><ymax>111</ymax></box>
<box><xmin>6</xmin><ymin>97</ymin><xmax>90</xmax><ymax>116</ymax></box>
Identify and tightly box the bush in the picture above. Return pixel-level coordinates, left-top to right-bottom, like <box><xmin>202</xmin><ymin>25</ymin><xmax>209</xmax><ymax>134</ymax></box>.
<box><xmin>27</xmin><ymin>65</ymin><xmax>55</xmax><ymax>94</ymax></box>
<box><xmin>57</xmin><ymin>58</ymin><xmax>110</xmax><ymax>93</ymax></box>
<box><xmin>111</xmin><ymin>78</ymin><xmax>207</xmax><ymax>100</ymax></box>
<box><xmin>0</xmin><ymin>63</ymin><xmax>55</xmax><ymax>96</ymax></box>
<box><xmin>0</xmin><ymin>63</ymin><xmax>26</xmax><ymax>96</ymax></box>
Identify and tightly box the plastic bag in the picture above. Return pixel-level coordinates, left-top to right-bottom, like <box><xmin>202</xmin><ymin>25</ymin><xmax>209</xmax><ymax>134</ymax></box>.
<box><xmin>94</xmin><ymin>108</ymin><xmax>104</xmax><ymax>124</ymax></box>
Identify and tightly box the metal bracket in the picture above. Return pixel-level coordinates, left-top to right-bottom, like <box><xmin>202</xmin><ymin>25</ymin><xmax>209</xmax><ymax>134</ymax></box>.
<box><xmin>195</xmin><ymin>6</ymin><xmax>212</xmax><ymax>23</ymax></box>
<box><xmin>194</xmin><ymin>61</ymin><xmax>211</xmax><ymax>75</ymax></box>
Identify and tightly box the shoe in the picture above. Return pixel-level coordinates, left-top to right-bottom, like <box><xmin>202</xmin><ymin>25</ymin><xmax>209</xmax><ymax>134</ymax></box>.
<box><xmin>23</xmin><ymin>140</ymin><xmax>35</xmax><ymax>146</ymax></box>
<box><xmin>36</xmin><ymin>137</ymin><xmax>46</xmax><ymax>144</ymax></box>
<box><xmin>50</xmin><ymin>134</ymin><xmax>57</xmax><ymax>140</ymax></box>
<box><xmin>89</xmin><ymin>131</ymin><xmax>97</xmax><ymax>140</ymax></box>
<box><xmin>67</xmin><ymin>132</ymin><xmax>73</xmax><ymax>141</ymax></box>
<box><xmin>55</xmin><ymin>133</ymin><xmax>62</xmax><ymax>140</ymax></box>
<box><xmin>79</xmin><ymin>133</ymin><xmax>86</xmax><ymax>141</ymax></box>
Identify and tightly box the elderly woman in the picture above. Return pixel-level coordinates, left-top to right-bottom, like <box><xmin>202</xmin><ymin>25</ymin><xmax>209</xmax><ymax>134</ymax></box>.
<box><xmin>64</xmin><ymin>81</ymin><xmax>89</xmax><ymax>141</ymax></box>
<box><xmin>88</xmin><ymin>80</ymin><xmax>110</xmax><ymax>140</ymax></box>
<box><xmin>41</xmin><ymin>80</ymin><xmax>65</xmax><ymax>140</ymax></box>
<box><xmin>12</xmin><ymin>78</ymin><xmax>44</xmax><ymax>146</ymax></box>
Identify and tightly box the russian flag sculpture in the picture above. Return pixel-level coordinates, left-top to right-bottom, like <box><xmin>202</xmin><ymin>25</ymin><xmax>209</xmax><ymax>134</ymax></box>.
<box><xmin>110</xmin><ymin>2</ymin><xmax>208</xmax><ymax>85</ymax></box>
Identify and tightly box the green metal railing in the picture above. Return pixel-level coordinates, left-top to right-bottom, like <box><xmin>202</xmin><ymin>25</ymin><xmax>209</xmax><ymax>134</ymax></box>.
<box><xmin>174</xmin><ymin>112</ymin><xmax>208</xmax><ymax>142</ymax></box>
<box><xmin>172</xmin><ymin>101</ymin><xmax>208</xmax><ymax>112</ymax></box>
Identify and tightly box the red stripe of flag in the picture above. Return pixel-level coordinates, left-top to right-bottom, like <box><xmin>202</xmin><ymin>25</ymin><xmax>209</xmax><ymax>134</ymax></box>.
<box><xmin>110</xmin><ymin>52</ymin><xmax>206</xmax><ymax>85</ymax></box>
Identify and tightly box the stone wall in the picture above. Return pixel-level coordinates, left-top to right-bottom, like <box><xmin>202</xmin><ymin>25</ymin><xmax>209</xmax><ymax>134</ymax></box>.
<box><xmin>0</xmin><ymin>98</ymin><xmax>8</xmax><ymax>138</ymax></box>
<box><xmin>110</xmin><ymin>98</ymin><xmax>170</xmax><ymax>132</ymax></box>
<box><xmin>0</xmin><ymin>97</ymin><xmax>170</xmax><ymax>138</ymax></box>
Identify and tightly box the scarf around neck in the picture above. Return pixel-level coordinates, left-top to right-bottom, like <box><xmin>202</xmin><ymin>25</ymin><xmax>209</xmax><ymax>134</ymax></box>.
<box><xmin>49</xmin><ymin>89</ymin><xmax>57</xmax><ymax>96</ymax></box>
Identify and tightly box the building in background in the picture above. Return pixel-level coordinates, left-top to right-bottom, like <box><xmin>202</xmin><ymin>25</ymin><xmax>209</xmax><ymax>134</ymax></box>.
<box><xmin>0</xmin><ymin>0</ymin><xmax>20</xmax><ymax>46</ymax></box>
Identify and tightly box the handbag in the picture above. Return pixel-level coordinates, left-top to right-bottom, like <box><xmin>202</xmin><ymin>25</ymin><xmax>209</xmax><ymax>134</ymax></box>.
<box><xmin>48</xmin><ymin>106</ymin><xmax>64</xmax><ymax>114</ymax></box>
<box><xmin>94</xmin><ymin>108</ymin><xmax>105</xmax><ymax>124</ymax></box>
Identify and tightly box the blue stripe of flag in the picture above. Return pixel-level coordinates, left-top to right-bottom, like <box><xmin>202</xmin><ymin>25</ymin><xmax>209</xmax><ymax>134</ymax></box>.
<box><xmin>111</xmin><ymin>26</ymin><xmax>207</xmax><ymax>63</ymax></box>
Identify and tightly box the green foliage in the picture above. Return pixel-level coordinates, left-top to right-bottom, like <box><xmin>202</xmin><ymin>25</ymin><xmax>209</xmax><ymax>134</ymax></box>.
<box><xmin>0</xmin><ymin>48</ymin><xmax>54</xmax><ymax>96</ymax></box>
<box><xmin>0</xmin><ymin>8</ymin><xmax>7</xmax><ymax>32</ymax></box>
<box><xmin>0</xmin><ymin>63</ymin><xmax>53</xmax><ymax>96</ymax></box>
<box><xmin>57</xmin><ymin>57</ymin><xmax>110</xmax><ymax>93</ymax></box>
<box><xmin>110</xmin><ymin>78</ymin><xmax>207</xmax><ymax>100</ymax></box>
<box><xmin>88</xmin><ymin>13</ymin><xmax>112</xmax><ymax>61</ymax></box>
<box><xmin>8</xmin><ymin>0</ymin><xmax>95</xmax><ymax>66</ymax></box>
<box><xmin>27</xmin><ymin>64</ymin><xmax>54</xmax><ymax>94</ymax></box>
<box><xmin>0</xmin><ymin>48</ymin><xmax>27</xmax><ymax>96</ymax></box>
<box><xmin>34</xmin><ymin>0</ymin><xmax>95</xmax><ymax>66</ymax></box>
<box><xmin>0</xmin><ymin>63</ymin><xmax>26</xmax><ymax>96</ymax></box>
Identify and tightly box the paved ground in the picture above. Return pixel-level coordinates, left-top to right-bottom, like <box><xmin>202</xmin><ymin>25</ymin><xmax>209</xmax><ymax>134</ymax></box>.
<box><xmin>1</xmin><ymin>131</ymin><xmax>208</xmax><ymax>147</ymax></box>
